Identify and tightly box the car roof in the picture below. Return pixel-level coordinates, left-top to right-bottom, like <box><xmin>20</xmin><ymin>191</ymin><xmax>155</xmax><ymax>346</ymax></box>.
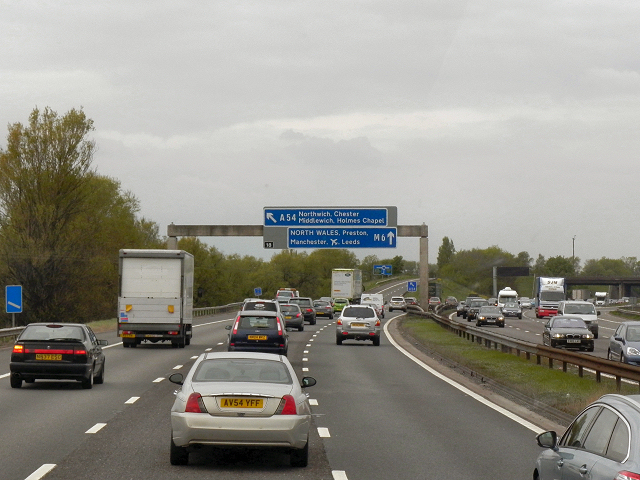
<box><xmin>238</xmin><ymin>310</ymin><xmax>279</xmax><ymax>317</ymax></box>
<box><xmin>202</xmin><ymin>351</ymin><xmax>288</xmax><ymax>362</ymax></box>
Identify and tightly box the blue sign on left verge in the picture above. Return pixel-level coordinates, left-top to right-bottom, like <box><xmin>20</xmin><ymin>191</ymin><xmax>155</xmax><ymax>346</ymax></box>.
<box><xmin>407</xmin><ymin>281</ymin><xmax>417</xmax><ymax>292</ymax></box>
<box><xmin>6</xmin><ymin>285</ymin><xmax>22</xmax><ymax>313</ymax></box>
<box><xmin>254</xmin><ymin>287</ymin><xmax>262</xmax><ymax>297</ymax></box>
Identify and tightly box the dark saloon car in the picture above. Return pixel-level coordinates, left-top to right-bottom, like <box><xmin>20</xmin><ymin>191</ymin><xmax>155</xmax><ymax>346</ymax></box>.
<box><xmin>608</xmin><ymin>321</ymin><xmax>640</xmax><ymax>365</ymax></box>
<box><xmin>288</xmin><ymin>297</ymin><xmax>316</xmax><ymax>325</ymax></box>
<box><xmin>501</xmin><ymin>302</ymin><xmax>522</xmax><ymax>319</ymax></box>
<box><xmin>466</xmin><ymin>299</ymin><xmax>489</xmax><ymax>321</ymax></box>
<box><xmin>475</xmin><ymin>306</ymin><xmax>505</xmax><ymax>327</ymax></box>
<box><xmin>10</xmin><ymin>323</ymin><xmax>107</xmax><ymax>389</ymax></box>
<box><xmin>534</xmin><ymin>394</ymin><xmax>640</xmax><ymax>480</ymax></box>
<box><xmin>313</xmin><ymin>300</ymin><xmax>334</xmax><ymax>319</ymax></box>
<box><xmin>280</xmin><ymin>304</ymin><xmax>304</xmax><ymax>331</ymax></box>
<box><xmin>226</xmin><ymin>311</ymin><xmax>288</xmax><ymax>356</ymax></box>
<box><xmin>542</xmin><ymin>316</ymin><xmax>594</xmax><ymax>352</ymax></box>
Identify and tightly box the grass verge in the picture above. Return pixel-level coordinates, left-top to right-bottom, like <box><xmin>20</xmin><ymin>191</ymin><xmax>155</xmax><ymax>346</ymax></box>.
<box><xmin>399</xmin><ymin>315</ymin><xmax>639</xmax><ymax>418</ymax></box>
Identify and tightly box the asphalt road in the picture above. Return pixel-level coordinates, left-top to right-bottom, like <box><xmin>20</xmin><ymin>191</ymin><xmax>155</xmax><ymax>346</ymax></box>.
<box><xmin>0</xmin><ymin>301</ymin><xmax>557</xmax><ymax>480</ymax></box>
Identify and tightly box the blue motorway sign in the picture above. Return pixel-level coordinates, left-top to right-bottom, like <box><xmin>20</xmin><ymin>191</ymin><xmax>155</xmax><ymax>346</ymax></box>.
<box><xmin>6</xmin><ymin>285</ymin><xmax>22</xmax><ymax>313</ymax></box>
<box><xmin>254</xmin><ymin>287</ymin><xmax>262</xmax><ymax>297</ymax></box>
<box><xmin>408</xmin><ymin>281</ymin><xmax>417</xmax><ymax>292</ymax></box>
<box><xmin>265</xmin><ymin>208</ymin><xmax>391</xmax><ymax>227</ymax></box>
<box><xmin>288</xmin><ymin>227</ymin><xmax>397</xmax><ymax>249</ymax></box>
<box><xmin>373</xmin><ymin>264</ymin><xmax>393</xmax><ymax>275</ymax></box>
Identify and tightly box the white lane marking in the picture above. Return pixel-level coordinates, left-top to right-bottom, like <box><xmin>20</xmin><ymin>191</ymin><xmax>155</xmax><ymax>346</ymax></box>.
<box><xmin>384</xmin><ymin>318</ymin><xmax>545</xmax><ymax>434</ymax></box>
<box><xmin>303</xmin><ymin>367</ymin><xmax>309</xmax><ymax>372</ymax></box>
<box><xmin>25</xmin><ymin>464</ymin><xmax>56</xmax><ymax>480</ymax></box>
<box><xmin>103</xmin><ymin>342</ymin><xmax>122</xmax><ymax>349</ymax></box>
<box><xmin>217</xmin><ymin>342</ymin><xmax>224</xmax><ymax>346</ymax></box>
<box><xmin>309</xmin><ymin>399</ymin><xmax>318</xmax><ymax>406</ymax></box>
<box><xmin>173</xmin><ymin>365</ymin><xmax>183</xmax><ymax>370</ymax></box>
<box><xmin>205</xmin><ymin>348</ymin><xmax>212</xmax><ymax>351</ymax></box>
<box><xmin>0</xmin><ymin>373</ymin><xmax>8</xmax><ymax>379</ymax></box>
<box><xmin>194</xmin><ymin>318</ymin><xmax>235</xmax><ymax>327</ymax></box>
<box><xmin>318</xmin><ymin>427</ymin><xmax>330</xmax><ymax>437</ymax></box>
<box><xmin>332</xmin><ymin>471</ymin><xmax>349</xmax><ymax>479</ymax></box>
<box><xmin>125</xmin><ymin>397</ymin><xmax>140</xmax><ymax>404</ymax></box>
<box><xmin>190</xmin><ymin>356</ymin><xmax>198</xmax><ymax>359</ymax></box>
<box><xmin>306</xmin><ymin>344</ymin><xmax>311</xmax><ymax>347</ymax></box>
<box><xmin>153</xmin><ymin>377</ymin><xmax>165</xmax><ymax>383</ymax></box>
<box><xmin>304</xmin><ymin>350</ymin><xmax>309</xmax><ymax>353</ymax></box>
<box><xmin>302</xmin><ymin>358</ymin><xmax>308</xmax><ymax>362</ymax></box>
<box><xmin>85</xmin><ymin>423</ymin><xmax>107</xmax><ymax>434</ymax></box>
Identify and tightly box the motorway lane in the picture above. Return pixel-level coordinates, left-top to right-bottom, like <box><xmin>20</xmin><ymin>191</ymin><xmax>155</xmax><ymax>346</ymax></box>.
<box><xmin>305</xmin><ymin>312</ymin><xmax>543</xmax><ymax>479</ymax></box>
<box><xmin>0</xmin><ymin>314</ymin><xmax>237</xmax><ymax>480</ymax></box>
<box><xmin>449</xmin><ymin>306</ymin><xmax>627</xmax><ymax>359</ymax></box>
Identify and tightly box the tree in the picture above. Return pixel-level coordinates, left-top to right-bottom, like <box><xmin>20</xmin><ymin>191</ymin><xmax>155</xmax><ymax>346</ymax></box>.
<box><xmin>0</xmin><ymin>107</ymin><xmax>159</xmax><ymax>324</ymax></box>
<box><xmin>545</xmin><ymin>256</ymin><xmax>577</xmax><ymax>277</ymax></box>
<box><xmin>437</xmin><ymin>237</ymin><xmax>456</xmax><ymax>269</ymax></box>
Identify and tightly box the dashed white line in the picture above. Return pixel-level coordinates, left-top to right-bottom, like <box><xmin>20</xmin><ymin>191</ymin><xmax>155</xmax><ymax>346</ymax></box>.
<box><xmin>173</xmin><ymin>365</ymin><xmax>183</xmax><ymax>370</ymax></box>
<box><xmin>85</xmin><ymin>423</ymin><xmax>107</xmax><ymax>434</ymax></box>
<box><xmin>153</xmin><ymin>377</ymin><xmax>165</xmax><ymax>383</ymax></box>
<box><xmin>317</xmin><ymin>427</ymin><xmax>330</xmax><ymax>437</ymax></box>
<box><xmin>125</xmin><ymin>397</ymin><xmax>140</xmax><ymax>404</ymax></box>
<box><xmin>332</xmin><ymin>471</ymin><xmax>349</xmax><ymax>480</ymax></box>
<box><xmin>302</xmin><ymin>358</ymin><xmax>308</xmax><ymax>362</ymax></box>
<box><xmin>302</xmin><ymin>367</ymin><xmax>309</xmax><ymax>372</ymax></box>
<box><xmin>25</xmin><ymin>464</ymin><xmax>56</xmax><ymax>480</ymax></box>
<box><xmin>309</xmin><ymin>399</ymin><xmax>318</xmax><ymax>406</ymax></box>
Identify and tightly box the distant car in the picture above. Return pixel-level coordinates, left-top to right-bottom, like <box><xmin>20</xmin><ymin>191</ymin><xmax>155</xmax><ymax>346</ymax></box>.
<box><xmin>487</xmin><ymin>298</ymin><xmax>498</xmax><ymax>306</ymax></box>
<box><xmin>288</xmin><ymin>297</ymin><xmax>316</xmax><ymax>325</ymax></box>
<box><xmin>501</xmin><ymin>302</ymin><xmax>522</xmax><ymax>319</ymax></box>
<box><xmin>456</xmin><ymin>301</ymin><xmax>466</xmax><ymax>317</ymax></box>
<box><xmin>389</xmin><ymin>296</ymin><xmax>407</xmax><ymax>312</ymax></box>
<box><xmin>313</xmin><ymin>300</ymin><xmax>333</xmax><ymax>319</ymax></box>
<box><xmin>332</xmin><ymin>297</ymin><xmax>350</xmax><ymax>313</ymax></box>
<box><xmin>226</xmin><ymin>311</ymin><xmax>288</xmax><ymax>355</ymax></box>
<box><xmin>336</xmin><ymin>305</ymin><xmax>381</xmax><ymax>346</ymax></box>
<box><xmin>428</xmin><ymin>297</ymin><xmax>441</xmax><ymax>310</ymax></box>
<box><xmin>461</xmin><ymin>296</ymin><xmax>481</xmax><ymax>318</ymax></box>
<box><xmin>404</xmin><ymin>297</ymin><xmax>418</xmax><ymax>306</ymax></box>
<box><xmin>608</xmin><ymin>321</ymin><xmax>640</xmax><ymax>365</ymax></box>
<box><xmin>534</xmin><ymin>393</ymin><xmax>640</xmax><ymax>480</ymax></box>
<box><xmin>10</xmin><ymin>322</ymin><xmax>107</xmax><ymax>389</ymax></box>
<box><xmin>476</xmin><ymin>306</ymin><xmax>505</xmax><ymax>327</ymax></box>
<box><xmin>518</xmin><ymin>297</ymin><xmax>532</xmax><ymax>309</ymax></box>
<box><xmin>445</xmin><ymin>296</ymin><xmax>458</xmax><ymax>307</ymax></box>
<box><xmin>169</xmin><ymin>352</ymin><xmax>316</xmax><ymax>467</ymax></box>
<box><xmin>280</xmin><ymin>304</ymin><xmax>304</xmax><ymax>331</ymax></box>
<box><xmin>541</xmin><ymin>316</ymin><xmax>594</xmax><ymax>352</ymax></box>
<box><xmin>319</xmin><ymin>296</ymin><xmax>334</xmax><ymax>306</ymax></box>
<box><xmin>557</xmin><ymin>300</ymin><xmax>600</xmax><ymax>339</ymax></box>
<box><xmin>466</xmin><ymin>299</ymin><xmax>489</xmax><ymax>321</ymax></box>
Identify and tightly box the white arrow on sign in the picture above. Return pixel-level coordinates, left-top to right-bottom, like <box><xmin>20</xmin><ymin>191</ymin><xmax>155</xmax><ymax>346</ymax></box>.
<box><xmin>8</xmin><ymin>301</ymin><xmax>19</xmax><ymax>309</ymax></box>
<box><xmin>387</xmin><ymin>231</ymin><xmax>395</xmax><ymax>245</ymax></box>
<box><xmin>266</xmin><ymin>213</ymin><xmax>276</xmax><ymax>223</ymax></box>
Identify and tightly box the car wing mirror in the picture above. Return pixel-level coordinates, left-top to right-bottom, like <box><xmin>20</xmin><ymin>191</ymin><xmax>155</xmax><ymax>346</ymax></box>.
<box><xmin>301</xmin><ymin>376</ymin><xmax>317</xmax><ymax>388</ymax></box>
<box><xmin>98</xmin><ymin>339</ymin><xmax>108</xmax><ymax>346</ymax></box>
<box><xmin>169</xmin><ymin>372</ymin><xmax>184</xmax><ymax>385</ymax></box>
<box><xmin>536</xmin><ymin>431</ymin><xmax>558</xmax><ymax>450</ymax></box>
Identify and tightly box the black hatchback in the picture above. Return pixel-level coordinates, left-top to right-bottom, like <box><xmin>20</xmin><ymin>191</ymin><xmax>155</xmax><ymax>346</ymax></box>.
<box><xmin>226</xmin><ymin>311</ymin><xmax>288</xmax><ymax>356</ymax></box>
<box><xmin>10</xmin><ymin>323</ymin><xmax>108</xmax><ymax>389</ymax></box>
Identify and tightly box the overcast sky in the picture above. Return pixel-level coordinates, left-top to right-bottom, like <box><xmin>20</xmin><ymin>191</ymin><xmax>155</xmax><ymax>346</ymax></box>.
<box><xmin>2</xmin><ymin>1</ymin><xmax>639</xmax><ymax>264</ymax></box>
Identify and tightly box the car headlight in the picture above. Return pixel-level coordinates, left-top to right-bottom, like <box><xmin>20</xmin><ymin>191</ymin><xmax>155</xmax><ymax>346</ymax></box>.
<box><xmin>498</xmin><ymin>316</ymin><xmax>504</xmax><ymax>321</ymax></box>
<box><xmin>584</xmin><ymin>334</ymin><xmax>593</xmax><ymax>339</ymax></box>
<box><xmin>627</xmin><ymin>346</ymin><xmax>640</xmax><ymax>356</ymax></box>
<box><xmin>479</xmin><ymin>316</ymin><xmax>485</xmax><ymax>320</ymax></box>
<box><xmin>552</xmin><ymin>333</ymin><xmax>565</xmax><ymax>339</ymax></box>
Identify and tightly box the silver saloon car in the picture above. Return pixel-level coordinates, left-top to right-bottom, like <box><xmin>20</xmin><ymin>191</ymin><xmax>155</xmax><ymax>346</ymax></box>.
<box><xmin>534</xmin><ymin>394</ymin><xmax>640</xmax><ymax>480</ymax></box>
<box><xmin>169</xmin><ymin>352</ymin><xmax>316</xmax><ymax>467</ymax></box>
<box><xmin>336</xmin><ymin>305</ymin><xmax>381</xmax><ymax>346</ymax></box>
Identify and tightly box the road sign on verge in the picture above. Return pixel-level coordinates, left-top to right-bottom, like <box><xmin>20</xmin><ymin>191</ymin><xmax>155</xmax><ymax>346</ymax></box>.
<box><xmin>408</xmin><ymin>281</ymin><xmax>417</xmax><ymax>292</ymax></box>
<box><xmin>254</xmin><ymin>287</ymin><xmax>262</xmax><ymax>297</ymax></box>
<box><xmin>6</xmin><ymin>285</ymin><xmax>22</xmax><ymax>313</ymax></box>
<box><xmin>287</xmin><ymin>227</ymin><xmax>396</xmax><ymax>249</ymax></box>
<box><xmin>374</xmin><ymin>264</ymin><xmax>393</xmax><ymax>275</ymax></box>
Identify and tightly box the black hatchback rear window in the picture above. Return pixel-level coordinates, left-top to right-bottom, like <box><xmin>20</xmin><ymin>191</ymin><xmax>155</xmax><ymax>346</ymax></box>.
<box><xmin>343</xmin><ymin>307</ymin><xmax>375</xmax><ymax>318</ymax></box>
<box><xmin>238</xmin><ymin>316</ymin><xmax>278</xmax><ymax>329</ymax></box>
<box><xmin>20</xmin><ymin>325</ymin><xmax>85</xmax><ymax>341</ymax></box>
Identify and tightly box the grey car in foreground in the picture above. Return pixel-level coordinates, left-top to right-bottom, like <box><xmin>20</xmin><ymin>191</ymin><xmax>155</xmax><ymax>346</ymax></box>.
<box><xmin>475</xmin><ymin>306</ymin><xmax>505</xmax><ymax>327</ymax></box>
<box><xmin>534</xmin><ymin>394</ymin><xmax>640</xmax><ymax>480</ymax></box>
<box><xmin>609</xmin><ymin>321</ymin><xmax>640</xmax><ymax>365</ymax></box>
<box><xmin>169</xmin><ymin>352</ymin><xmax>316</xmax><ymax>467</ymax></box>
<box><xmin>336</xmin><ymin>305</ymin><xmax>381</xmax><ymax>346</ymax></box>
<box><xmin>542</xmin><ymin>316</ymin><xmax>594</xmax><ymax>352</ymax></box>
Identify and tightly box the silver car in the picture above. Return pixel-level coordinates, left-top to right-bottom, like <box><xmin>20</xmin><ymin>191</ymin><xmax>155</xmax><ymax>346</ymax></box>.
<box><xmin>336</xmin><ymin>305</ymin><xmax>381</xmax><ymax>346</ymax></box>
<box><xmin>534</xmin><ymin>394</ymin><xmax>640</xmax><ymax>479</ymax></box>
<box><xmin>388</xmin><ymin>296</ymin><xmax>407</xmax><ymax>312</ymax></box>
<box><xmin>169</xmin><ymin>352</ymin><xmax>316</xmax><ymax>467</ymax></box>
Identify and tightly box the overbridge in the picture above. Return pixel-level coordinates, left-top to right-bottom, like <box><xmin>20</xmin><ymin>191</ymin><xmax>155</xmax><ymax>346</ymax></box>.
<box><xmin>565</xmin><ymin>277</ymin><xmax>640</xmax><ymax>299</ymax></box>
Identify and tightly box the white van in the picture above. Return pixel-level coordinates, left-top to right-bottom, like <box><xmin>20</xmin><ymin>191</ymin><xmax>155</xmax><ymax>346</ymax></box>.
<box><xmin>557</xmin><ymin>300</ymin><xmax>600</xmax><ymax>338</ymax></box>
<box><xmin>360</xmin><ymin>293</ymin><xmax>385</xmax><ymax>318</ymax></box>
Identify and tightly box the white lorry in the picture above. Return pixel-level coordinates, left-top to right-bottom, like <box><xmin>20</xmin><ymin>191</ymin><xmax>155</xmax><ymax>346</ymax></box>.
<box><xmin>118</xmin><ymin>249</ymin><xmax>194</xmax><ymax>348</ymax></box>
<box><xmin>535</xmin><ymin>277</ymin><xmax>566</xmax><ymax>318</ymax></box>
<box><xmin>331</xmin><ymin>268</ymin><xmax>363</xmax><ymax>301</ymax></box>
<box><xmin>595</xmin><ymin>292</ymin><xmax>607</xmax><ymax>306</ymax></box>
<box><xmin>497</xmin><ymin>287</ymin><xmax>518</xmax><ymax>308</ymax></box>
